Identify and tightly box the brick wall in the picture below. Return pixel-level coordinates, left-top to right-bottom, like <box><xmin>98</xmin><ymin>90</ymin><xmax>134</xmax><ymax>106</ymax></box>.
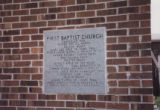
<box><xmin>0</xmin><ymin>0</ymin><xmax>153</xmax><ymax>110</ymax></box>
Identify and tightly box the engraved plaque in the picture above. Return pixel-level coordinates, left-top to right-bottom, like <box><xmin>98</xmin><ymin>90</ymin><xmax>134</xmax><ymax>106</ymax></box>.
<box><xmin>44</xmin><ymin>27</ymin><xmax>106</xmax><ymax>94</ymax></box>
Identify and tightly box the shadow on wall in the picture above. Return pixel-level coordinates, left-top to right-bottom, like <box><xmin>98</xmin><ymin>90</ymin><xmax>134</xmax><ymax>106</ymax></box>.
<box><xmin>152</xmin><ymin>41</ymin><xmax>160</xmax><ymax>96</ymax></box>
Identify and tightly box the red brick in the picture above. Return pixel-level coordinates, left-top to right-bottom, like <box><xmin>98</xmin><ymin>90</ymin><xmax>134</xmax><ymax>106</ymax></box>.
<box><xmin>14</xmin><ymin>74</ymin><xmax>30</xmax><ymax>80</ymax></box>
<box><xmin>118</xmin><ymin>51</ymin><xmax>139</xmax><ymax>57</ymax></box>
<box><xmin>56</xmin><ymin>108</ymin><xmax>74</xmax><ymax>110</ymax></box>
<box><xmin>67</xmin><ymin>19</ymin><xmax>85</xmax><ymax>25</ymax></box>
<box><xmin>22</xmin><ymin>29</ymin><xmax>38</xmax><ymax>35</ymax></box>
<box><xmin>2</xmin><ymin>94</ymin><xmax>18</xmax><ymax>99</ymax></box>
<box><xmin>21</xmin><ymin>3</ymin><xmax>38</xmax><ymax>9</ymax></box>
<box><xmin>87</xmin><ymin>3</ymin><xmax>105</xmax><ymax>10</ymax></box>
<box><xmin>0</xmin><ymin>100</ymin><xmax>8</xmax><ymax>106</ymax></box>
<box><xmin>49</xmin><ymin>7</ymin><xmax>66</xmax><ymax>13</ymax></box>
<box><xmin>0</xmin><ymin>11</ymin><xmax>11</xmax><ymax>17</ymax></box>
<box><xmin>0</xmin><ymin>37</ymin><xmax>11</xmax><ymax>42</ymax></box>
<box><xmin>57</xmin><ymin>94</ymin><xmax>76</xmax><ymax>100</ymax></box>
<box><xmin>107</xmin><ymin>52</ymin><xmax>117</xmax><ymax>57</ymax></box>
<box><xmin>143</xmin><ymin>96</ymin><xmax>153</xmax><ymax>102</ymax></box>
<box><xmin>131</xmin><ymin>88</ymin><xmax>153</xmax><ymax>94</ymax></box>
<box><xmin>11</xmin><ymin>87</ymin><xmax>28</xmax><ymax>93</ymax></box>
<box><xmin>129</xmin><ymin>13</ymin><xmax>150</xmax><ymax>20</ymax></box>
<box><xmin>3</xmin><ymin>68</ymin><xmax>21</xmax><ymax>73</ymax></box>
<box><xmin>30</xmin><ymin>21</ymin><xmax>46</xmax><ymax>27</ymax></box>
<box><xmin>107</xmin><ymin>1</ymin><xmax>127</xmax><ymax>8</ymax></box>
<box><xmin>109</xmin><ymin>88</ymin><xmax>128</xmax><ymax>94</ymax></box>
<box><xmin>32</xmin><ymin>61</ymin><xmax>43</xmax><ymax>66</ymax></box>
<box><xmin>119</xmin><ymin>65</ymin><xmax>140</xmax><ymax>72</ymax></box>
<box><xmin>35</xmin><ymin>108</ymin><xmax>54</xmax><ymax>110</ymax></box>
<box><xmin>119</xmin><ymin>80</ymin><xmax>140</xmax><ymax>87</ymax></box>
<box><xmin>21</xmin><ymin>42</ymin><xmax>38</xmax><ymax>47</ymax></box>
<box><xmin>119</xmin><ymin>7</ymin><xmax>139</xmax><ymax>14</ymax></box>
<box><xmin>58</xmin><ymin>0</ymin><xmax>75</xmax><ymax>6</ymax></box>
<box><xmin>32</xmin><ymin>48</ymin><xmax>43</xmax><ymax>53</ymax></box>
<box><xmin>18</xmin><ymin>107</ymin><xmax>35</xmax><ymax>110</ymax></box>
<box><xmin>0</xmin><ymin>24</ymin><xmax>11</xmax><ymax>29</ymax></box>
<box><xmin>86</xmin><ymin>17</ymin><xmax>105</xmax><ymax>23</ymax></box>
<box><xmin>86</xmin><ymin>102</ymin><xmax>105</xmax><ymax>108</ymax></box>
<box><xmin>0</xmin><ymin>107</ymin><xmax>16</xmax><ymax>110</ymax></box>
<box><xmin>131</xmin><ymin>104</ymin><xmax>153</xmax><ymax>110</ymax></box>
<box><xmin>66</xmin><ymin>101</ymin><xmax>85</xmax><ymax>107</ymax></box>
<box><xmin>107</xmin><ymin>15</ymin><xmax>127</xmax><ymax>22</ymax></box>
<box><xmin>9</xmin><ymin>100</ymin><xmax>26</xmax><ymax>106</ymax></box>
<box><xmin>119</xmin><ymin>21</ymin><xmax>139</xmax><ymax>28</ymax></box>
<box><xmin>21</xmin><ymin>68</ymin><xmax>38</xmax><ymax>73</ymax></box>
<box><xmin>0</xmin><ymin>0</ymin><xmax>12</xmax><ymax>4</ymax></box>
<box><xmin>28</xmin><ymin>101</ymin><xmax>45</xmax><ymax>106</ymax></box>
<box><xmin>4</xmin><ymin>4</ymin><xmax>20</xmax><ymax>10</ymax></box>
<box><xmin>141</xmin><ymin>50</ymin><xmax>151</xmax><ymax>56</ymax></box>
<box><xmin>141</xmin><ymin>6</ymin><xmax>150</xmax><ymax>13</ymax></box>
<box><xmin>107</xmin><ymin>44</ymin><xmax>126</xmax><ymax>50</ymax></box>
<box><xmin>129</xmin><ymin>0</ymin><xmax>150</xmax><ymax>6</ymax></box>
<box><xmin>48</xmin><ymin>20</ymin><xmax>66</xmax><ymax>26</ymax></box>
<box><xmin>107</xmin><ymin>59</ymin><xmax>127</xmax><ymax>65</ymax></box>
<box><xmin>107</xmin><ymin>37</ymin><xmax>117</xmax><ymax>43</ymax></box>
<box><xmin>77</xmin><ymin>95</ymin><xmax>96</xmax><ymax>101</ymax></box>
<box><xmin>142</xmin><ymin>80</ymin><xmax>153</xmax><ymax>87</ymax></box>
<box><xmin>21</xmin><ymin>16</ymin><xmax>37</xmax><ymax>21</ymax></box>
<box><xmin>129</xmin><ymin>58</ymin><xmax>152</xmax><ymax>64</ymax></box>
<box><xmin>13</xmin><ymin>48</ymin><xmax>29</xmax><ymax>54</ymax></box>
<box><xmin>21</xmin><ymin>81</ymin><xmax>38</xmax><ymax>86</ymax></box>
<box><xmin>0</xmin><ymin>62</ymin><xmax>12</xmax><ymax>67</ymax></box>
<box><xmin>108</xmin><ymin>73</ymin><xmax>127</xmax><ymax>79</ymax></box>
<box><xmin>129</xmin><ymin>28</ymin><xmax>150</xmax><ymax>35</ymax></box>
<box><xmin>129</xmin><ymin>43</ymin><xmax>151</xmax><ymax>49</ymax></box>
<box><xmin>141</xmin><ymin>20</ymin><xmax>150</xmax><ymax>27</ymax></box>
<box><xmin>107</xmin><ymin>29</ymin><xmax>127</xmax><ymax>36</ymax></box>
<box><xmin>97</xmin><ymin>9</ymin><xmax>116</xmax><ymax>16</ymax></box>
<box><xmin>67</xmin><ymin>5</ymin><xmax>85</xmax><ymax>12</ymax></box>
<box><xmin>4</xmin><ymin>55</ymin><xmax>20</xmax><ymax>60</ymax></box>
<box><xmin>58</xmin><ymin>13</ymin><xmax>75</xmax><ymax>19</ymax></box>
<box><xmin>98</xmin><ymin>95</ymin><xmax>118</xmax><ymax>101</ymax></box>
<box><xmin>20</xmin><ymin>94</ymin><xmax>37</xmax><ymax>100</ymax></box>
<box><xmin>130</xmin><ymin>72</ymin><xmax>152</xmax><ymax>79</ymax></box>
<box><xmin>47</xmin><ymin>101</ymin><xmax>65</xmax><ymax>107</ymax></box>
<box><xmin>32</xmin><ymin>74</ymin><xmax>43</xmax><ymax>80</ymax></box>
<box><xmin>77</xmin><ymin>11</ymin><xmax>95</xmax><ymax>17</ymax></box>
<box><xmin>13</xmin><ymin>0</ymin><xmax>29</xmax><ymax>3</ymax></box>
<box><xmin>106</xmin><ymin>103</ymin><xmax>129</xmax><ymax>110</ymax></box>
<box><xmin>12</xmin><ymin>23</ymin><xmax>29</xmax><ymax>28</ymax></box>
<box><xmin>107</xmin><ymin>66</ymin><xmax>117</xmax><ymax>72</ymax></box>
<box><xmin>0</xmin><ymin>75</ymin><xmax>12</xmax><ymax>79</ymax></box>
<box><xmin>31</xmin><ymin>8</ymin><xmax>47</xmax><ymax>15</ymax></box>
<box><xmin>77</xmin><ymin>0</ymin><xmax>95</xmax><ymax>4</ymax></box>
<box><xmin>108</xmin><ymin>80</ymin><xmax>117</xmax><ymax>86</ymax></box>
<box><xmin>0</xmin><ymin>87</ymin><xmax>10</xmax><ymax>92</ymax></box>
<box><xmin>0</xmin><ymin>49</ymin><xmax>11</xmax><ymax>54</ymax></box>
<box><xmin>14</xmin><ymin>61</ymin><xmax>30</xmax><ymax>67</ymax></box>
<box><xmin>38</xmin><ymin>14</ymin><xmax>56</xmax><ymax>20</ymax></box>
<box><xmin>29</xmin><ymin>87</ymin><xmax>42</xmax><ymax>93</ymax></box>
<box><xmin>3</xmin><ymin>81</ymin><xmax>19</xmax><ymax>86</ymax></box>
<box><xmin>38</xmin><ymin>94</ymin><xmax>56</xmax><ymax>100</ymax></box>
<box><xmin>4</xmin><ymin>30</ymin><xmax>20</xmax><ymax>35</ymax></box>
<box><xmin>142</xmin><ymin>65</ymin><xmax>152</xmax><ymax>71</ymax></box>
<box><xmin>39</xmin><ymin>1</ymin><xmax>56</xmax><ymax>7</ymax></box>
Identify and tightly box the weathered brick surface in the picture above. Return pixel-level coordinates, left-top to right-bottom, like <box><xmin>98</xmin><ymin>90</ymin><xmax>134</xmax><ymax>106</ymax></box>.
<box><xmin>0</xmin><ymin>0</ymin><xmax>153</xmax><ymax>110</ymax></box>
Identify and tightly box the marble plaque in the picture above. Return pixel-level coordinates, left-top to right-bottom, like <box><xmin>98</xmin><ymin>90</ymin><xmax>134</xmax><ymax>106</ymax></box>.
<box><xmin>44</xmin><ymin>27</ymin><xmax>106</xmax><ymax>94</ymax></box>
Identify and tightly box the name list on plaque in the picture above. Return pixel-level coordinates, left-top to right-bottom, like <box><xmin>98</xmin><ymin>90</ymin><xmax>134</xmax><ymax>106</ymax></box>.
<box><xmin>44</xmin><ymin>27</ymin><xmax>106</xmax><ymax>94</ymax></box>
